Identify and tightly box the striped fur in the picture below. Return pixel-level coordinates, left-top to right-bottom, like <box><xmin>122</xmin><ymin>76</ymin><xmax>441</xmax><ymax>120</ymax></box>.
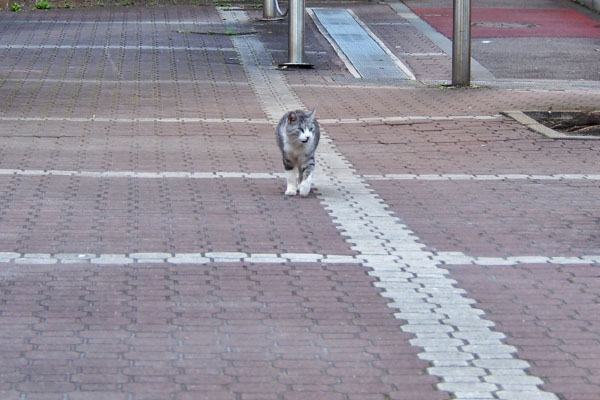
<box><xmin>276</xmin><ymin>109</ymin><xmax>320</xmax><ymax>196</ymax></box>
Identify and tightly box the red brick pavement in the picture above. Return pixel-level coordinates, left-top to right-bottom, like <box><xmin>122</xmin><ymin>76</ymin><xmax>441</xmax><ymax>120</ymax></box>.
<box><xmin>0</xmin><ymin>262</ymin><xmax>447</xmax><ymax>400</ymax></box>
<box><xmin>0</xmin><ymin>2</ymin><xmax>599</xmax><ymax>400</ymax></box>
<box><xmin>371</xmin><ymin>179</ymin><xmax>600</xmax><ymax>258</ymax></box>
<box><xmin>0</xmin><ymin>175</ymin><xmax>351</xmax><ymax>255</ymax></box>
<box><xmin>449</xmin><ymin>263</ymin><xmax>600</xmax><ymax>400</ymax></box>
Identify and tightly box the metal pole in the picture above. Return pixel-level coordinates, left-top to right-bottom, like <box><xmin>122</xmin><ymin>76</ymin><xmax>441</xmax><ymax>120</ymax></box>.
<box><xmin>288</xmin><ymin>0</ymin><xmax>304</xmax><ymax>64</ymax></box>
<box><xmin>452</xmin><ymin>0</ymin><xmax>471</xmax><ymax>86</ymax></box>
<box><xmin>280</xmin><ymin>0</ymin><xmax>312</xmax><ymax>68</ymax></box>
<box><xmin>263</xmin><ymin>0</ymin><xmax>276</xmax><ymax>20</ymax></box>
<box><xmin>262</xmin><ymin>0</ymin><xmax>283</xmax><ymax>21</ymax></box>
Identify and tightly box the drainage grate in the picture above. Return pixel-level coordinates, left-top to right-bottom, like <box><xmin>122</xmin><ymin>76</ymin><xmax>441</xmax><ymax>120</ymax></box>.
<box><xmin>503</xmin><ymin>110</ymin><xmax>600</xmax><ymax>140</ymax></box>
<box><xmin>310</xmin><ymin>8</ymin><xmax>414</xmax><ymax>80</ymax></box>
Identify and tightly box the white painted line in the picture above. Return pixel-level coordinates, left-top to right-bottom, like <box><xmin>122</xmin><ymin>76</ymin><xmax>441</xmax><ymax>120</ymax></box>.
<box><xmin>0</xmin><ymin>116</ymin><xmax>270</xmax><ymax>124</ymax></box>
<box><xmin>435</xmin><ymin>252</ymin><xmax>600</xmax><ymax>266</ymax></box>
<box><xmin>3</xmin><ymin>251</ymin><xmax>595</xmax><ymax>267</ymax></box>
<box><xmin>363</xmin><ymin>173</ymin><xmax>600</xmax><ymax>181</ymax></box>
<box><xmin>0</xmin><ymin>44</ymin><xmax>235</xmax><ymax>52</ymax></box>
<box><xmin>0</xmin><ymin>169</ymin><xmax>283</xmax><ymax>180</ymax></box>
<box><xmin>319</xmin><ymin>114</ymin><xmax>502</xmax><ymax>124</ymax></box>
<box><xmin>2</xmin><ymin>169</ymin><xmax>598</xmax><ymax>184</ymax></box>
<box><xmin>0</xmin><ymin>115</ymin><xmax>499</xmax><ymax>125</ymax></box>
<box><xmin>0</xmin><ymin>78</ymin><xmax>249</xmax><ymax>86</ymax></box>
<box><xmin>398</xmin><ymin>52</ymin><xmax>447</xmax><ymax>57</ymax></box>
<box><xmin>5</xmin><ymin>20</ymin><xmax>218</xmax><ymax>25</ymax></box>
<box><xmin>0</xmin><ymin>251</ymin><xmax>362</xmax><ymax>265</ymax></box>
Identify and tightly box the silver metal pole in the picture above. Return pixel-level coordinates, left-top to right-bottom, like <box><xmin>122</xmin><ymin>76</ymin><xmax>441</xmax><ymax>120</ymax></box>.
<box><xmin>280</xmin><ymin>0</ymin><xmax>312</xmax><ymax>68</ymax></box>
<box><xmin>452</xmin><ymin>0</ymin><xmax>471</xmax><ymax>86</ymax></box>
<box><xmin>263</xmin><ymin>0</ymin><xmax>276</xmax><ymax>20</ymax></box>
<box><xmin>262</xmin><ymin>0</ymin><xmax>283</xmax><ymax>21</ymax></box>
<box><xmin>288</xmin><ymin>0</ymin><xmax>304</xmax><ymax>64</ymax></box>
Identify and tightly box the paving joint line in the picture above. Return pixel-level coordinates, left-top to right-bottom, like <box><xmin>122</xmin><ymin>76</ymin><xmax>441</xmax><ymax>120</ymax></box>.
<box><xmin>363</xmin><ymin>173</ymin><xmax>600</xmax><ymax>181</ymax></box>
<box><xmin>0</xmin><ymin>169</ymin><xmax>597</xmax><ymax>182</ymax></box>
<box><xmin>0</xmin><ymin>115</ymin><xmax>501</xmax><ymax>124</ymax></box>
<box><xmin>434</xmin><ymin>252</ymin><xmax>600</xmax><ymax>266</ymax></box>
<box><xmin>0</xmin><ymin>116</ymin><xmax>271</xmax><ymax>124</ymax></box>
<box><xmin>0</xmin><ymin>78</ymin><xmax>250</xmax><ymax>85</ymax></box>
<box><xmin>226</xmin><ymin>7</ymin><xmax>557</xmax><ymax>400</ymax></box>
<box><xmin>3</xmin><ymin>251</ymin><xmax>597</xmax><ymax>267</ymax></box>
<box><xmin>0</xmin><ymin>44</ymin><xmax>236</xmax><ymax>51</ymax></box>
<box><xmin>0</xmin><ymin>252</ymin><xmax>362</xmax><ymax>265</ymax></box>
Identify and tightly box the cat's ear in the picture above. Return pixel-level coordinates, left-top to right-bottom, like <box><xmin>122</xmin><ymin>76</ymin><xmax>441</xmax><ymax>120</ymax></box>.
<box><xmin>287</xmin><ymin>111</ymin><xmax>298</xmax><ymax>124</ymax></box>
<box><xmin>307</xmin><ymin>108</ymin><xmax>316</xmax><ymax>120</ymax></box>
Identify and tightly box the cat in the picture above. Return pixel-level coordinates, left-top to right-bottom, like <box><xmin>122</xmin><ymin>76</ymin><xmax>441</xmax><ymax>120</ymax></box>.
<box><xmin>276</xmin><ymin>109</ymin><xmax>320</xmax><ymax>197</ymax></box>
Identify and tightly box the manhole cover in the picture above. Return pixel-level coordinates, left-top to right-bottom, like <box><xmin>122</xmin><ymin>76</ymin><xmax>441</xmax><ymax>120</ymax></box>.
<box><xmin>503</xmin><ymin>110</ymin><xmax>600</xmax><ymax>140</ymax></box>
<box><xmin>472</xmin><ymin>22</ymin><xmax>539</xmax><ymax>29</ymax></box>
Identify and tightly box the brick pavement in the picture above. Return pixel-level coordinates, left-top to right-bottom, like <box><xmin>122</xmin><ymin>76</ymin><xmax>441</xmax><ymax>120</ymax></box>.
<box><xmin>0</xmin><ymin>1</ymin><xmax>599</xmax><ymax>399</ymax></box>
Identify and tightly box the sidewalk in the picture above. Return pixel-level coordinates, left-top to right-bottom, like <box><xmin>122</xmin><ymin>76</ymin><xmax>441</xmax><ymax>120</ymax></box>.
<box><xmin>0</xmin><ymin>1</ymin><xmax>599</xmax><ymax>399</ymax></box>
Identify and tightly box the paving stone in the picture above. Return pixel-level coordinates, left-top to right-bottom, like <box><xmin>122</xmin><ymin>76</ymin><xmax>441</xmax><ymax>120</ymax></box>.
<box><xmin>1</xmin><ymin>3</ymin><xmax>597</xmax><ymax>400</ymax></box>
<box><xmin>428</xmin><ymin>366</ymin><xmax>486</xmax><ymax>378</ymax></box>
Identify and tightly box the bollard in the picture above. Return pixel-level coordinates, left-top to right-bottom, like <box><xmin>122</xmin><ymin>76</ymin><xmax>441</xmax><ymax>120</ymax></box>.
<box><xmin>280</xmin><ymin>0</ymin><xmax>313</xmax><ymax>68</ymax></box>
<box><xmin>262</xmin><ymin>0</ymin><xmax>284</xmax><ymax>21</ymax></box>
<box><xmin>452</xmin><ymin>0</ymin><xmax>471</xmax><ymax>86</ymax></box>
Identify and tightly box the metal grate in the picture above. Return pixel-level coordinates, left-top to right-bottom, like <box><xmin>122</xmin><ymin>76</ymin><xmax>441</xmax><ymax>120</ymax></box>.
<box><xmin>311</xmin><ymin>9</ymin><xmax>411</xmax><ymax>80</ymax></box>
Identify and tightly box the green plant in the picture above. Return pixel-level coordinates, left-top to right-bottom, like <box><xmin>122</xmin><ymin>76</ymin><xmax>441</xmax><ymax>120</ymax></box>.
<box><xmin>35</xmin><ymin>0</ymin><xmax>52</xmax><ymax>9</ymax></box>
<box><xmin>63</xmin><ymin>2</ymin><xmax>71</xmax><ymax>7</ymax></box>
<box><xmin>11</xmin><ymin>2</ymin><xmax>23</xmax><ymax>11</ymax></box>
<box><xmin>98</xmin><ymin>1</ymin><xmax>104</xmax><ymax>5</ymax></box>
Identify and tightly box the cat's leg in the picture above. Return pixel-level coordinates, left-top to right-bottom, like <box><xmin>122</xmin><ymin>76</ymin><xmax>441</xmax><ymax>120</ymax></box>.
<box><xmin>298</xmin><ymin>161</ymin><xmax>314</xmax><ymax>197</ymax></box>
<box><xmin>284</xmin><ymin>166</ymin><xmax>298</xmax><ymax>196</ymax></box>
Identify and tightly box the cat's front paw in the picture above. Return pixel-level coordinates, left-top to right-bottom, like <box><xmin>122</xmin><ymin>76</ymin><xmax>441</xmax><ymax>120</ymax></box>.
<box><xmin>298</xmin><ymin>184</ymin><xmax>311</xmax><ymax>197</ymax></box>
<box><xmin>285</xmin><ymin>187</ymin><xmax>297</xmax><ymax>196</ymax></box>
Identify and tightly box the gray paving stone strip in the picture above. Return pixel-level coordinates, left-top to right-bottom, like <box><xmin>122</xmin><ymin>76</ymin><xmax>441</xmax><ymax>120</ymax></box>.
<box><xmin>223</xmin><ymin>8</ymin><xmax>558</xmax><ymax>400</ymax></box>
<box><xmin>1</xmin><ymin>168</ymin><xmax>598</xmax><ymax>183</ymax></box>
<box><xmin>0</xmin><ymin>252</ymin><xmax>362</xmax><ymax>265</ymax></box>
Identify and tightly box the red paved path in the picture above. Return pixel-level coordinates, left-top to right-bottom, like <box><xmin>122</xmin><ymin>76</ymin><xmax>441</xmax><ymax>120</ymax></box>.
<box><xmin>413</xmin><ymin>8</ymin><xmax>600</xmax><ymax>38</ymax></box>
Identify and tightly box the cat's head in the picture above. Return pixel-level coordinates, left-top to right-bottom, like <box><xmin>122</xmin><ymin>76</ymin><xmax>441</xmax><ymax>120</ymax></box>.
<box><xmin>286</xmin><ymin>109</ymin><xmax>317</xmax><ymax>144</ymax></box>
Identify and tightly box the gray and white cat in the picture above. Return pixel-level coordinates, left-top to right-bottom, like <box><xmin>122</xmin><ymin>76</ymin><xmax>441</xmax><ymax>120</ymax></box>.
<box><xmin>276</xmin><ymin>109</ymin><xmax>320</xmax><ymax>196</ymax></box>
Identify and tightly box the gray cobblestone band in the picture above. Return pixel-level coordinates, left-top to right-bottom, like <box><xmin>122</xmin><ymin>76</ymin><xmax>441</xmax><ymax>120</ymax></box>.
<box><xmin>435</xmin><ymin>252</ymin><xmax>600</xmax><ymax>266</ymax></box>
<box><xmin>227</xmin><ymin>8</ymin><xmax>557</xmax><ymax>400</ymax></box>
<box><xmin>0</xmin><ymin>252</ymin><xmax>362</xmax><ymax>266</ymax></box>
<box><xmin>0</xmin><ymin>169</ymin><xmax>283</xmax><ymax>179</ymax></box>
<box><xmin>3</xmin><ymin>251</ymin><xmax>597</xmax><ymax>268</ymax></box>
<box><xmin>0</xmin><ymin>168</ymin><xmax>597</xmax><ymax>183</ymax></box>
<box><xmin>0</xmin><ymin>114</ymin><xmax>500</xmax><ymax>124</ymax></box>
<box><xmin>1</xmin><ymin>44</ymin><xmax>234</xmax><ymax>51</ymax></box>
<box><xmin>363</xmin><ymin>173</ymin><xmax>600</xmax><ymax>181</ymax></box>
<box><xmin>0</xmin><ymin>116</ymin><xmax>270</xmax><ymax>124</ymax></box>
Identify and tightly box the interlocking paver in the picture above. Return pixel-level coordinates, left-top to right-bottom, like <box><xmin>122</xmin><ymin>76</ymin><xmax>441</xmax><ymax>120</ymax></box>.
<box><xmin>0</xmin><ymin>0</ymin><xmax>599</xmax><ymax>399</ymax></box>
